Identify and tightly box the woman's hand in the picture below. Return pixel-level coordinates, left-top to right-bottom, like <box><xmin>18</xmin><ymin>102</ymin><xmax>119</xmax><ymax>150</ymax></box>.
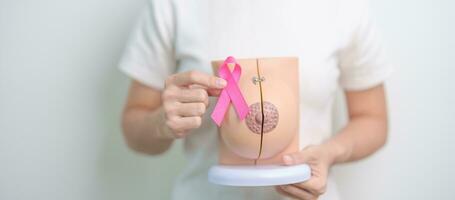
<box><xmin>275</xmin><ymin>143</ymin><xmax>338</xmax><ymax>200</ymax></box>
<box><xmin>162</xmin><ymin>70</ymin><xmax>226</xmax><ymax>138</ymax></box>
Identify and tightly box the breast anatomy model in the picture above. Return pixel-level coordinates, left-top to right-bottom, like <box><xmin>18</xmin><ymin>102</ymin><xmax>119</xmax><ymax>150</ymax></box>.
<box><xmin>208</xmin><ymin>57</ymin><xmax>311</xmax><ymax>187</ymax></box>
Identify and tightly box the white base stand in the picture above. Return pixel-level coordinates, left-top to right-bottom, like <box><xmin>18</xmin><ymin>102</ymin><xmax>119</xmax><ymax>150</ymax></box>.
<box><xmin>208</xmin><ymin>164</ymin><xmax>311</xmax><ymax>186</ymax></box>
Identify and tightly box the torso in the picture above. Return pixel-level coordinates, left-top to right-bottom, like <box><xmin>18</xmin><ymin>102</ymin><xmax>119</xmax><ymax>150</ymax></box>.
<box><xmin>172</xmin><ymin>0</ymin><xmax>345</xmax><ymax>199</ymax></box>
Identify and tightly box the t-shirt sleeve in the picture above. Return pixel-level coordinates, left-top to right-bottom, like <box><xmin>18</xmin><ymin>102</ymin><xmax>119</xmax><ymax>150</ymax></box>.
<box><xmin>338</xmin><ymin>0</ymin><xmax>393</xmax><ymax>91</ymax></box>
<box><xmin>118</xmin><ymin>0</ymin><xmax>176</xmax><ymax>90</ymax></box>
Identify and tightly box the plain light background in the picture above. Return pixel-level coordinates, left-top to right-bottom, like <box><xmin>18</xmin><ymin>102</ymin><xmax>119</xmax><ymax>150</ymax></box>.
<box><xmin>0</xmin><ymin>0</ymin><xmax>453</xmax><ymax>200</ymax></box>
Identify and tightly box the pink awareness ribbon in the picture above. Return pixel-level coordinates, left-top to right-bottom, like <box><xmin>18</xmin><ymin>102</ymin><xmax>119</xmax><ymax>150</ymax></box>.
<box><xmin>211</xmin><ymin>56</ymin><xmax>249</xmax><ymax>126</ymax></box>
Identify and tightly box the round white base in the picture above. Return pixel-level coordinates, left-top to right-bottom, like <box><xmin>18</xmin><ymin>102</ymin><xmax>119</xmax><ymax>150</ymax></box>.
<box><xmin>208</xmin><ymin>164</ymin><xmax>311</xmax><ymax>186</ymax></box>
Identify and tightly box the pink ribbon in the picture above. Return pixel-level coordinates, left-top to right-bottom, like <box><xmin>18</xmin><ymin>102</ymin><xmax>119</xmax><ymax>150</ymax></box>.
<box><xmin>211</xmin><ymin>56</ymin><xmax>249</xmax><ymax>126</ymax></box>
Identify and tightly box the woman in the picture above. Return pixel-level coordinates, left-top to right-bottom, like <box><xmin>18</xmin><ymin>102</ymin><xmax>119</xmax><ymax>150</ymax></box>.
<box><xmin>119</xmin><ymin>0</ymin><xmax>392</xmax><ymax>199</ymax></box>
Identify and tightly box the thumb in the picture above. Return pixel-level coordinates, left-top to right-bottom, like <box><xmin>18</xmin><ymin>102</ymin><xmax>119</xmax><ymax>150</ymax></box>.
<box><xmin>189</xmin><ymin>84</ymin><xmax>222</xmax><ymax>97</ymax></box>
<box><xmin>282</xmin><ymin>147</ymin><xmax>313</xmax><ymax>166</ymax></box>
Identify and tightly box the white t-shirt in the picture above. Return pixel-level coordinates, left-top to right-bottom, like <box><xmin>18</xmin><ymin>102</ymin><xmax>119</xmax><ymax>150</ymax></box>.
<box><xmin>119</xmin><ymin>0</ymin><xmax>392</xmax><ymax>199</ymax></box>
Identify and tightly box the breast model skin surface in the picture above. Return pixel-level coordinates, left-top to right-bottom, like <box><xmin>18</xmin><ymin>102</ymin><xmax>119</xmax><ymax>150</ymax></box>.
<box><xmin>212</xmin><ymin>57</ymin><xmax>300</xmax><ymax>165</ymax></box>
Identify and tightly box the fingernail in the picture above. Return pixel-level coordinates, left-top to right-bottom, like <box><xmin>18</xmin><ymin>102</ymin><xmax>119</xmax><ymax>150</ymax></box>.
<box><xmin>283</xmin><ymin>155</ymin><xmax>293</xmax><ymax>165</ymax></box>
<box><xmin>216</xmin><ymin>78</ymin><xmax>227</xmax><ymax>88</ymax></box>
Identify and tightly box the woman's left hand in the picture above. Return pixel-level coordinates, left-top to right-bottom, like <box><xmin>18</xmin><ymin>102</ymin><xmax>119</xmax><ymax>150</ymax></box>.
<box><xmin>275</xmin><ymin>144</ymin><xmax>336</xmax><ymax>200</ymax></box>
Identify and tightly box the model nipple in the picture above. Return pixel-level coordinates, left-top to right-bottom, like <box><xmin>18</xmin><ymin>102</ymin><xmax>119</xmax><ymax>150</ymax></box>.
<box><xmin>245</xmin><ymin>101</ymin><xmax>279</xmax><ymax>134</ymax></box>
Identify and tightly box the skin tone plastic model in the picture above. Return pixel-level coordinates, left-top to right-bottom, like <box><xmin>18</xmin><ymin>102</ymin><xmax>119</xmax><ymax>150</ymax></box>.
<box><xmin>121</xmin><ymin>67</ymin><xmax>388</xmax><ymax>200</ymax></box>
<box><xmin>211</xmin><ymin>57</ymin><xmax>300</xmax><ymax>165</ymax></box>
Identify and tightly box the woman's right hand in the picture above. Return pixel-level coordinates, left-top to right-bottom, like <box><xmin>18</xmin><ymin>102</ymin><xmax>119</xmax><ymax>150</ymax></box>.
<box><xmin>162</xmin><ymin>70</ymin><xmax>227</xmax><ymax>138</ymax></box>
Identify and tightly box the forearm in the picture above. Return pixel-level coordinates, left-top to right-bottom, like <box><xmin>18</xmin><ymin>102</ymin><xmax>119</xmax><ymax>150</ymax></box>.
<box><xmin>324</xmin><ymin>115</ymin><xmax>388</xmax><ymax>165</ymax></box>
<box><xmin>122</xmin><ymin>106</ymin><xmax>174</xmax><ymax>155</ymax></box>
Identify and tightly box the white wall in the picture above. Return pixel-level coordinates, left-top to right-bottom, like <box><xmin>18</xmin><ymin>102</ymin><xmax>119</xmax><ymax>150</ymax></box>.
<box><xmin>333</xmin><ymin>0</ymin><xmax>455</xmax><ymax>199</ymax></box>
<box><xmin>0</xmin><ymin>0</ymin><xmax>453</xmax><ymax>200</ymax></box>
<box><xmin>0</xmin><ymin>1</ymin><xmax>185</xmax><ymax>200</ymax></box>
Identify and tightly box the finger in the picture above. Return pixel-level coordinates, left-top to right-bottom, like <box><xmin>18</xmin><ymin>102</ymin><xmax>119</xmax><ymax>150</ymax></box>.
<box><xmin>189</xmin><ymin>84</ymin><xmax>223</xmax><ymax>97</ymax></box>
<box><xmin>165</xmin><ymin>116</ymin><xmax>202</xmax><ymax>133</ymax></box>
<box><xmin>177</xmin><ymin>88</ymin><xmax>209</xmax><ymax>105</ymax></box>
<box><xmin>280</xmin><ymin>185</ymin><xmax>316</xmax><ymax>200</ymax></box>
<box><xmin>187</xmin><ymin>85</ymin><xmax>211</xmax><ymax>105</ymax></box>
<box><xmin>188</xmin><ymin>84</ymin><xmax>205</xmax><ymax>90</ymax></box>
<box><xmin>294</xmin><ymin>179</ymin><xmax>326</xmax><ymax>196</ymax></box>
<box><xmin>275</xmin><ymin>186</ymin><xmax>296</xmax><ymax>199</ymax></box>
<box><xmin>176</xmin><ymin>103</ymin><xmax>206</xmax><ymax>117</ymax></box>
<box><xmin>172</xmin><ymin>71</ymin><xmax>226</xmax><ymax>89</ymax></box>
<box><xmin>283</xmin><ymin>146</ymin><xmax>314</xmax><ymax>165</ymax></box>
